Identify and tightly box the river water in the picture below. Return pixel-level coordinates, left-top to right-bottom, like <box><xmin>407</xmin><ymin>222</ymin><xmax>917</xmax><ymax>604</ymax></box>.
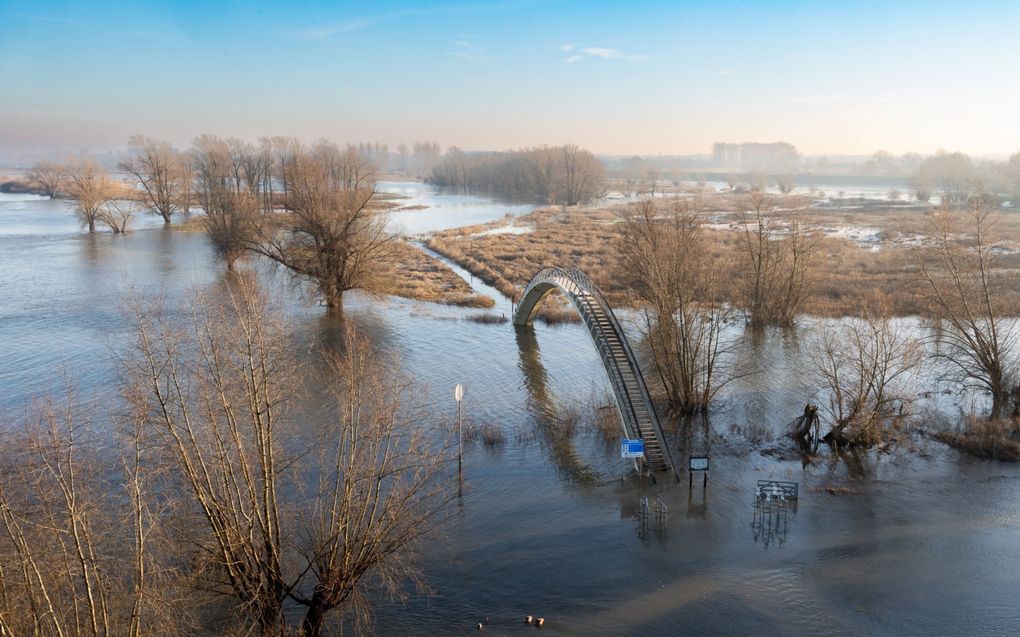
<box><xmin>1</xmin><ymin>185</ymin><xmax>1017</xmax><ymax>636</ymax></box>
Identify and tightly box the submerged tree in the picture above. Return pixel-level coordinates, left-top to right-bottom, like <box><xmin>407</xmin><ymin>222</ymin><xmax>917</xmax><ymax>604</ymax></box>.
<box><xmin>120</xmin><ymin>135</ymin><xmax>189</xmax><ymax>224</ymax></box>
<box><xmin>618</xmin><ymin>197</ymin><xmax>737</xmax><ymax>414</ymax></box>
<box><xmin>128</xmin><ymin>282</ymin><xmax>454</xmax><ymax>635</ymax></box>
<box><xmin>809</xmin><ymin>309</ymin><xmax>922</xmax><ymax>445</ymax></box>
<box><xmin>63</xmin><ymin>159</ymin><xmax>117</xmax><ymax>232</ymax></box>
<box><xmin>99</xmin><ymin>197</ymin><xmax>137</xmax><ymax>233</ymax></box>
<box><xmin>191</xmin><ymin>135</ymin><xmax>257</xmax><ymax>270</ymax></box>
<box><xmin>26</xmin><ymin>160</ymin><xmax>65</xmax><ymax>198</ymax></box>
<box><xmin>249</xmin><ymin>142</ymin><xmax>394</xmax><ymax>313</ymax></box>
<box><xmin>917</xmin><ymin>196</ymin><xmax>1018</xmax><ymax>417</ymax></box>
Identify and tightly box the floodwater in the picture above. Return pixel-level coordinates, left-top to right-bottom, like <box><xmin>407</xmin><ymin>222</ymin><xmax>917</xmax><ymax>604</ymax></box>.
<box><xmin>1</xmin><ymin>186</ymin><xmax>1018</xmax><ymax>636</ymax></box>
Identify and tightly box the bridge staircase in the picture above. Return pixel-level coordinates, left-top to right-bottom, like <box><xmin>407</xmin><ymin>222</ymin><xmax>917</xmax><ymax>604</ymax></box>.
<box><xmin>513</xmin><ymin>268</ymin><xmax>679</xmax><ymax>480</ymax></box>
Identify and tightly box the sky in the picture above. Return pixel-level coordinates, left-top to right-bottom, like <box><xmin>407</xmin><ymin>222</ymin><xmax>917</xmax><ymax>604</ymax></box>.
<box><xmin>1</xmin><ymin>0</ymin><xmax>1018</xmax><ymax>157</ymax></box>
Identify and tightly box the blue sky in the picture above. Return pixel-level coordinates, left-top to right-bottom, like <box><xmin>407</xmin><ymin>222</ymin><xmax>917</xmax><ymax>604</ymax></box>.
<box><xmin>1</xmin><ymin>0</ymin><xmax>1018</xmax><ymax>156</ymax></box>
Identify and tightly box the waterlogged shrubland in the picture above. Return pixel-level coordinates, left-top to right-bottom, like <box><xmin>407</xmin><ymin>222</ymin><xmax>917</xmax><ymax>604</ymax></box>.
<box><xmin>431</xmin><ymin>189</ymin><xmax>1020</xmax><ymax>458</ymax></box>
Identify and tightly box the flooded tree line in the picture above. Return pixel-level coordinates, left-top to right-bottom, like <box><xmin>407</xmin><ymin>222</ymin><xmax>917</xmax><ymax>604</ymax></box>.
<box><xmin>25</xmin><ymin>136</ymin><xmax>413</xmax><ymax>316</ymax></box>
<box><xmin>615</xmin><ymin>189</ymin><xmax>1018</xmax><ymax>458</ymax></box>
<box><xmin>425</xmin><ymin>145</ymin><xmax>607</xmax><ymax>206</ymax></box>
<box><xmin>0</xmin><ymin>281</ymin><xmax>458</xmax><ymax>636</ymax></box>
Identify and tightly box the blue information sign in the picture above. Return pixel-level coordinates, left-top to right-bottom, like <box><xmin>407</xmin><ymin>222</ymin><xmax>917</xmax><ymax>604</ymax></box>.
<box><xmin>621</xmin><ymin>439</ymin><xmax>645</xmax><ymax>458</ymax></box>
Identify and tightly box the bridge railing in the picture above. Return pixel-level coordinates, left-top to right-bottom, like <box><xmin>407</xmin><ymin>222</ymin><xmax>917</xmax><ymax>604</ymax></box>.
<box><xmin>564</xmin><ymin>269</ymin><xmax>680</xmax><ymax>481</ymax></box>
<box><xmin>519</xmin><ymin>267</ymin><xmax>679</xmax><ymax>480</ymax></box>
<box><xmin>522</xmin><ymin>269</ymin><xmax>643</xmax><ymax>442</ymax></box>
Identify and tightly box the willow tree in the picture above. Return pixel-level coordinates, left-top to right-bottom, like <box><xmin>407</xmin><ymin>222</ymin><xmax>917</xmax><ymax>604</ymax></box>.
<box><xmin>63</xmin><ymin>159</ymin><xmax>117</xmax><ymax>232</ymax></box>
<box><xmin>250</xmin><ymin>142</ymin><xmax>393</xmax><ymax>313</ymax></box>
<box><xmin>917</xmin><ymin>197</ymin><xmax>1018</xmax><ymax>417</ymax></box>
<box><xmin>120</xmin><ymin>135</ymin><xmax>188</xmax><ymax>223</ymax></box>
<box><xmin>618</xmin><ymin>197</ymin><xmax>737</xmax><ymax>413</ymax></box>
<box><xmin>191</xmin><ymin>135</ymin><xmax>256</xmax><ymax>270</ymax></box>
<box><xmin>128</xmin><ymin>282</ymin><xmax>454</xmax><ymax>635</ymax></box>
<box><xmin>26</xmin><ymin>160</ymin><xmax>64</xmax><ymax>198</ymax></box>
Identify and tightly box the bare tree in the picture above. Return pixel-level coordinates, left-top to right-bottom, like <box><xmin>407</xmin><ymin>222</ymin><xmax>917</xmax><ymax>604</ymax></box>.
<box><xmin>912</xmin><ymin>150</ymin><xmax>974</xmax><ymax>205</ymax></box>
<box><xmin>739</xmin><ymin>192</ymin><xmax>817</xmax><ymax>326</ymax></box>
<box><xmin>63</xmin><ymin>160</ymin><xmax>117</xmax><ymax>232</ymax></box>
<box><xmin>120</xmin><ymin>136</ymin><xmax>187</xmax><ymax>224</ymax></box>
<box><xmin>641</xmin><ymin>169</ymin><xmax>659</xmax><ymax>197</ymax></box>
<box><xmin>99</xmin><ymin>197</ymin><xmax>137</xmax><ymax>234</ymax></box>
<box><xmin>809</xmin><ymin>309</ymin><xmax>922</xmax><ymax>445</ymax></box>
<box><xmin>0</xmin><ymin>393</ymin><xmax>186</xmax><ymax>636</ymax></box>
<box><xmin>128</xmin><ymin>282</ymin><xmax>454</xmax><ymax>635</ymax></box>
<box><xmin>26</xmin><ymin>161</ymin><xmax>64</xmax><ymax>198</ymax></box>
<box><xmin>249</xmin><ymin>142</ymin><xmax>394</xmax><ymax>313</ymax></box>
<box><xmin>191</xmin><ymin>135</ymin><xmax>256</xmax><ymax>270</ymax></box>
<box><xmin>917</xmin><ymin>197</ymin><xmax>1018</xmax><ymax>417</ymax></box>
<box><xmin>619</xmin><ymin>197</ymin><xmax>737</xmax><ymax>413</ymax></box>
<box><xmin>298</xmin><ymin>324</ymin><xmax>455</xmax><ymax>636</ymax></box>
<box><xmin>776</xmin><ymin>173</ymin><xmax>795</xmax><ymax>194</ymax></box>
<box><xmin>559</xmin><ymin>144</ymin><xmax>606</xmax><ymax>206</ymax></box>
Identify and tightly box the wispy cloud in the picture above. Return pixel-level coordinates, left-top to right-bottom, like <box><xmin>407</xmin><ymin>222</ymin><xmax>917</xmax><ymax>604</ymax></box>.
<box><xmin>581</xmin><ymin>47</ymin><xmax>621</xmax><ymax>59</ymax></box>
<box><xmin>292</xmin><ymin>18</ymin><xmax>373</xmax><ymax>40</ymax></box>
<box><xmin>562</xmin><ymin>45</ymin><xmax>647</xmax><ymax>63</ymax></box>
<box><xmin>449</xmin><ymin>36</ymin><xmax>485</xmax><ymax>61</ymax></box>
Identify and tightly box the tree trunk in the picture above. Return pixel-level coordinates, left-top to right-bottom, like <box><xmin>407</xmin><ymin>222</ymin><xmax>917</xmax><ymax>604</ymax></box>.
<box><xmin>301</xmin><ymin>592</ymin><xmax>327</xmax><ymax>637</ymax></box>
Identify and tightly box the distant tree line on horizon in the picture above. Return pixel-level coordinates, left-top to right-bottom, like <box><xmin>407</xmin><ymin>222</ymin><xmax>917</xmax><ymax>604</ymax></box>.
<box><xmin>426</xmin><ymin>144</ymin><xmax>607</xmax><ymax>206</ymax></box>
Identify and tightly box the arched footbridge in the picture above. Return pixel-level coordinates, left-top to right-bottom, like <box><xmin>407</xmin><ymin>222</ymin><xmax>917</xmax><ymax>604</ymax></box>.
<box><xmin>513</xmin><ymin>267</ymin><xmax>679</xmax><ymax>481</ymax></box>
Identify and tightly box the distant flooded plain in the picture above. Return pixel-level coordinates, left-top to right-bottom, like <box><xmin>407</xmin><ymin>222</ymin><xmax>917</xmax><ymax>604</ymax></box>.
<box><xmin>1</xmin><ymin>185</ymin><xmax>1018</xmax><ymax>636</ymax></box>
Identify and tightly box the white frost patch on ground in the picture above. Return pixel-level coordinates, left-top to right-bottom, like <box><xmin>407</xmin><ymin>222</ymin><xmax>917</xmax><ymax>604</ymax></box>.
<box><xmin>471</xmin><ymin>223</ymin><xmax>535</xmax><ymax>237</ymax></box>
<box><xmin>816</xmin><ymin>226</ymin><xmax>883</xmax><ymax>249</ymax></box>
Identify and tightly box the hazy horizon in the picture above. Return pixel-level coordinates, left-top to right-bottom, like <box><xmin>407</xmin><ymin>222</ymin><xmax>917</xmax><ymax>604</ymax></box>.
<box><xmin>2</xmin><ymin>0</ymin><xmax>1018</xmax><ymax>157</ymax></box>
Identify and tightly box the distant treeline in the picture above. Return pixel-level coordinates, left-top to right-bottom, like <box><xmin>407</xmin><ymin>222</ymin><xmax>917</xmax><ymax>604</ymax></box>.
<box><xmin>427</xmin><ymin>145</ymin><xmax>607</xmax><ymax>205</ymax></box>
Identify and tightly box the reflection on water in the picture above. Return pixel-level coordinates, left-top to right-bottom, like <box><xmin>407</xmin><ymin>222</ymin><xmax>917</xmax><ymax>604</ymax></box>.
<box><xmin>1</xmin><ymin>184</ymin><xmax>1019</xmax><ymax>635</ymax></box>
<box><xmin>515</xmin><ymin>324</ymin><xmax>601</xmax><ymax>485</ymax></box>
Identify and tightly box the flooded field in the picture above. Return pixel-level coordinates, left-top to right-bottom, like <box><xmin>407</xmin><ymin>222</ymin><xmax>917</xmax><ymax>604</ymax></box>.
<box><xmin>1</xmin><ymin>185</ymin><xmax>1018</xmax><ymax>636</ymax></box>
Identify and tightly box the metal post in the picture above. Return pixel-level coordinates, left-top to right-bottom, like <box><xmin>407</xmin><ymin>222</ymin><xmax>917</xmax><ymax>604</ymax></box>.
<box><xmin>454</xmin><ymin>384</ymin><xmax>464</xmax><ymax>496</ymax></box>
<box><xmin>457</xmin><ymin>399</ymin><xmax>463</xmax><ymax>489</ymax></box>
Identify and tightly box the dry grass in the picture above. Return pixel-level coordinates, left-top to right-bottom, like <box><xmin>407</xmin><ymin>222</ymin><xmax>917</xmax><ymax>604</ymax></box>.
<box><xmin>463</xmin><ymin>420</ymin><xmax>507</xmax><ymax>448</ymax></box>
<box><xmin>378</xmin><ymin>241</ymin><xmax>495</xmax><ymax>308</ymax></box>
<box><xmin>465</xmin><ymin>312</ymin><xmax>508</xmax><ymax>324</ymax></box>
<box><xmin>427</xmin><ymin>193</ymin><xmax>1020</xmax><ymax>317</ymax></box>
<box><xmin>934</xmin><ymin>418</ymin><xmax>1020</xmax><ymax>460</ymax></box>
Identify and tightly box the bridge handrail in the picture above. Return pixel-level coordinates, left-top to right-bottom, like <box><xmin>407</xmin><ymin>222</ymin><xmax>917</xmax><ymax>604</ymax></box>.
<box><xmin>516</xmin><ymin>267</ymin><xmax>680</xmax><ymax>480</ymax></box>
<box><xmin>562</xmin><ymin>268</ymin><xmax>680</xmax><ymax>481</ymax></box>
<box><xmin>519</xmin><ymin>269</ymin><xmax>646</xmax><ymax>442</ymax></box>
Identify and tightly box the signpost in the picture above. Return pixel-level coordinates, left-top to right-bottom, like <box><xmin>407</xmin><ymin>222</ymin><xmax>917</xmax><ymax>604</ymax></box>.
<box><xmin>689</xmin><ymin>455</ymin><xmax>709</xmax><ymax>488</ymax></box>
<box><xmin>455</xmin><ymin>384</ymin><xmax>464</xmax><ymax>494</ymax></box>
<box><xmin>621</xmin><ymin>439</ymin><xmax>645</xmax><ymax>459</ymax></box>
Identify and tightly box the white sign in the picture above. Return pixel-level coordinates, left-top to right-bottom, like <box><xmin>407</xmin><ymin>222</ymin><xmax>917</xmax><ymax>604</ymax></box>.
<box><xmin>454</xmin><ymin>384</ymin><xmax>464</xmax><ymax>403</ymax></box>
<box><xmin>621</xmin><ymin>439</ymin><xmax>645</xmax><ymax>459</ymax></box>
<box><xmin>690</xmin><ymin>456</ymin><xmax>709</xmax><ymax>471</ymax></box>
